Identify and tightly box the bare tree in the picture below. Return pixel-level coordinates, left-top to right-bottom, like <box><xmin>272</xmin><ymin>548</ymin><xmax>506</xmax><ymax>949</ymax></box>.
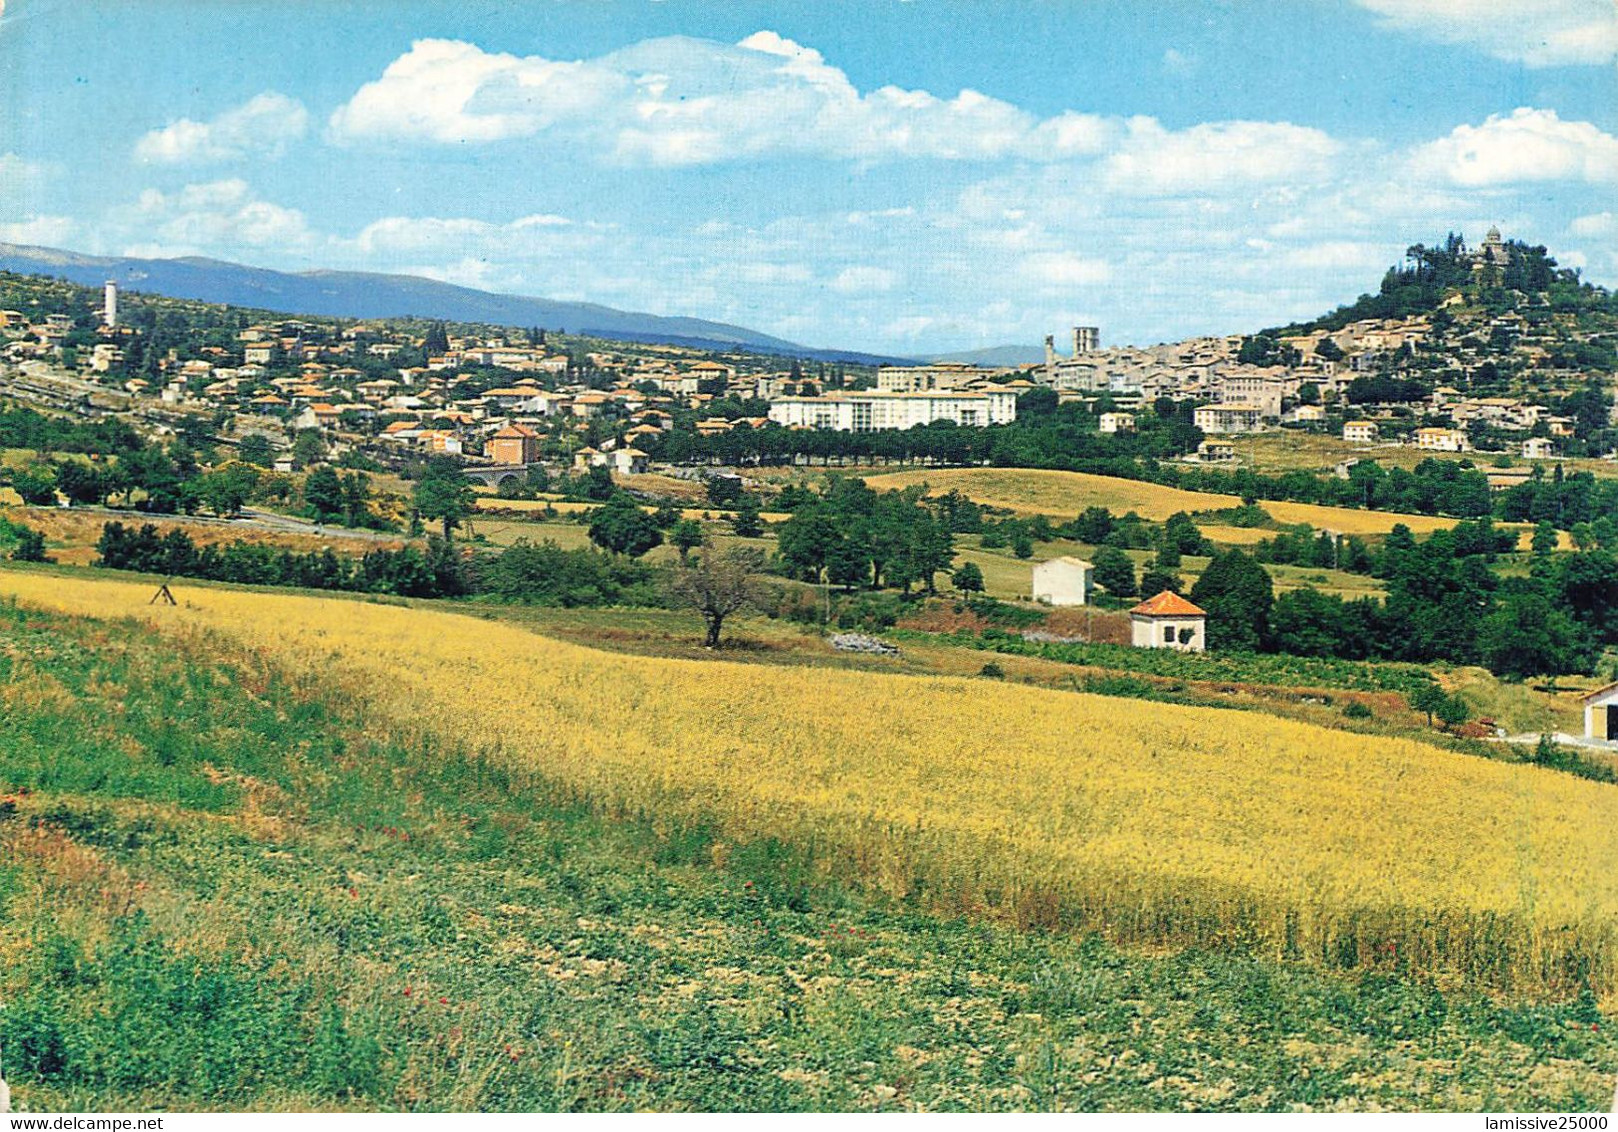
<box><xmin>666</xmin><ymin>544</ymin><xmax>765</xmax><ymax>648</ymax></box>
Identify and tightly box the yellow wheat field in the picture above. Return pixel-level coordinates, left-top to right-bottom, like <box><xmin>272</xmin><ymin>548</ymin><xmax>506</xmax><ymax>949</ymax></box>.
<box><xmin>4</xmin><ymin>567</ymin><xmax>1616</xmax><ymax>997</ymax></box>
<box><xmin>863</xmin><ymin>468</ymin><xmax>1466</xmax><ymax>537</ymax></box>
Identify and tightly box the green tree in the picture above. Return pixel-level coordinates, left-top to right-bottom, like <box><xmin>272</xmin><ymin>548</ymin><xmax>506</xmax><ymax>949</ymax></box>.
<box><xmin>237</xmin><ymin>434</ymin><xmax>273</xmax><ymax>466</ymax></box>
<box><xmin>1436</xmin><ymin>694</ymin><xmax>1472</xmax><ymax>732</ymax></box>
<box><xmin>413</xmin><ymin>458</ymin><xmax>477</xmax><ymax>540</ymax></box>
<box><xmin>1189</xmin><ymin>550</ymin><xmax>1273</xmax><ymax>651</ymax></box>
<box><xmin>198</xmin><ymin>464</ymin><xmax>259</xmax><ymax>517</ymax></box>
<box><xmin>291</xmin><ymin>429</ymin><xmax>327</xmax><ymax>468</ymax></box>
<box><xmin>953</xmin><ymin>561</ymin><xmax>985</xmax><ymax>593</ymax></box>
<box><xmin>54</xmin><ymin>460</ymin><xmax>108</xmax><ymax>507</ymax></box>
<box><xmin>1410</xmin><ymin>683</ymin><xmax>1447</xmax><ymax>727</ymax></box>
<box><xmin>777</xmin><ymin>508</ymin><xmax>840</xmax><ymax>583</ymax></box>
<box><xmin>1477</xmin><ymin>591</ymin><xmax>1593</xmax><ymax>680</ymax></box>
<box><xmin>1137</xmin><ymin>568</ymin><xmax>1182</xmax><ymax>598</ymax></box>
<box><xmin>1092</xmin><ymin>546</ymin><xmax>1137</xmax><ymax>597</ymax></box>
<box><xmin>8</xmin><ymin>464</ymin><xmax>57</xmax><ymax>505</ymax></box>
<box><xmin>588</xmin><ymin>491</ymin><xmax>663</xmax><ymax>558</ymax></box>
<box><xmin>1071</xmin><ymin>506</ymin><xmax>1113</xmax><ymax>544</ymax></box>
<box><xmin>10</xmin><ymin>524</ymin><xmax>49</xmax><ymax>562</ymax></box>
<box><xmin>1268</xmin><ymin>587</ymin><xmax>1349</xmax><ymax>658</ymax></box>
<box><xmin>303</xmin><ymin>465</ymin><xmax>345</xmax><ymax>523</ymax></box>
<box><xmin>650</xmin><ymin>501</ymin><xmax>681</xmax><ymax>530</ymax></box>
<box><xmin>705</xmin><ymin>474</ymin><xmax>743</xmax><ymax>507</ymax></box>
<box><xmin>670</xmin><ymin>518</ymin><xmax>704</xmax><ymax>563</ymax></box>
<box><xmin>731</xmin><ymin>496</ymin><xmax>764</xmax><ymax>538</ymax></box>
<box><xmin>1531</xmin><ymin>520</ymin><xmax>1559</xmax><ymax>558</ymax></box>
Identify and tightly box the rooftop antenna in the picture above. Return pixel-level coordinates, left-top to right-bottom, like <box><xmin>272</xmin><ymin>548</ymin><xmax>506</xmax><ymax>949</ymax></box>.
<box><xmin>149</xmin><ymin>577</ymin><xmax>177</xmax><ymax>606</ymax></box>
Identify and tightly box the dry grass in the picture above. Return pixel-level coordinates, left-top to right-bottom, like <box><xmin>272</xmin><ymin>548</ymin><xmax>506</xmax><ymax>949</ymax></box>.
<box><xmin>2</xmin><ymin>504</ymin><xmax>403</xmax><ymax>566</ymax></box>
<box><xmin>474</xmin><ymin>497</ymin><xmax>790</xmax><ymax>522</ymax></box>
<box><xmin>863</xmin><ymin>468</ymin><xmax>1464</xmax><ymax>537</ymax></box>
<box><xmin>3</xmin><ymin>567</ymin><xmax>1615</xmax><ymax>1000</ymax></box>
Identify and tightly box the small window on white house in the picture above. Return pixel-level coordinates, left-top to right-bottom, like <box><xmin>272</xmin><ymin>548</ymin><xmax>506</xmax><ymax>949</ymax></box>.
<box><xmin>1164</xmin><ymin>626</ymin><xmax>1174</xmax><ymax>643</ymax></box>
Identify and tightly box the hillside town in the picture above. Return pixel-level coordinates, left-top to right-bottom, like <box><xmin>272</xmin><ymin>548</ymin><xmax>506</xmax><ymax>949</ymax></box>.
<box><xmin>2</xmin><ymin>228</ymin><xmax>1613</xmax><ymax>485</ymax></box>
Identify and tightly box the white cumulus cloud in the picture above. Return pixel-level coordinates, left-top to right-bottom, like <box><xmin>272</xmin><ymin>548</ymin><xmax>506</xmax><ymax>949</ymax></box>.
<box><xmin>1352</xmin><ymin>0</ymin><xmax>1618</xmax><ymax>66</ymax></box>
<box><xmin>0</xmin><ymin>215</ymin><xmax>76</xmax><ymax>247</ymax></box>
<box><xmin>111</xmin><ymin>179</ymin><xmax>318</xmax><ymax>256</ymax></box>
<box><xmin>329</xmin><ymin>32</ymin><xmax>1120</xmax><ymax>165</ymax></box>
<box><xmin>135</xmin><ymin>92</ymin><xmax>309</xmax><ymax>163</ymax></box>
<box><xmin>831</xmin><ymin>265</ymin><xmax>899</xmax><ymax>294</ymax></box>
<box><xmin>1571</xmin><ymin>210</ymin><xmax>1617</xmax><ymax>236</ymax></box>
<box><xmin>1409</xmin><ymin>107</ymin><xmax>1618</xmax><ymax>186</ymax></box>
<box><xmin>1102</xmin><ymin>119</ymin><xmax>1344</xmax><ymax>196</ymax></box>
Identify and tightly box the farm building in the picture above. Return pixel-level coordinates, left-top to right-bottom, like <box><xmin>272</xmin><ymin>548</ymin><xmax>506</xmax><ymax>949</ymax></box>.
<box><xmin>1032</xmin><ymin>557</ymin><xmax>1093</xmax><ymax>606</ymax></box>
<box><xmin>1129</xmin><ymin>591</ymin><xmax>1206</xmax><ymax>652</ymax></box>
<box><xmin>1581</xmin><ymin>683</ymin><xmax>1618</xmax><ymax>744</ymax></box>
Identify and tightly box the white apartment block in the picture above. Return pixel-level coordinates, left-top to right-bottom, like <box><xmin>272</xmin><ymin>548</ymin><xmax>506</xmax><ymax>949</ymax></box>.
<box><xmin>768</xmin><ymin>390</ymin><xmax>1018</xmax><ymax>431</ymax></box>
<box><xmin>1415</xmin><ymin>427</ymin><xmax>1470</xmax><ymax>452</ymax></box>
<box><xmin>875</xmin><ymin>363</ymin><xmax>985</xmax><ymax>392</ymax></box>
<box><xmin>1193</xmin><ymin>404</ymin><xmax>1265</xmax><ymax>434</ymax></box>
<box><xmin>1216</xmin><ymin>376</ymin><xmax>1286</xmax><ymax>417</ymax></box>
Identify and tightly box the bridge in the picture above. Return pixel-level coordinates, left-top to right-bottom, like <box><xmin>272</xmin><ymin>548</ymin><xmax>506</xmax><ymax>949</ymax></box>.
<box><xmin>462</xmin><ymin>462</ymin><xmax>544</xmax><ymax>488</ymax></box>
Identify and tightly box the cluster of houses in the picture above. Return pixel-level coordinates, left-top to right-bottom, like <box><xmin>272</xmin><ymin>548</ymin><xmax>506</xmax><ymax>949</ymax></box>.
<box><xmin>2</xmin><ymin>223</ymin><xmax>1608</xmax><ymax>474</ymax></box>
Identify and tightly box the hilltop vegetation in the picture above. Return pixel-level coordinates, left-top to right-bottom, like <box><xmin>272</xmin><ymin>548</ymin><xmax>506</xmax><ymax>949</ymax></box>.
<box><xmin>1268</xmin><ymin>232</ymin><xmax>1618</xmax><ymax>338</ymax></box>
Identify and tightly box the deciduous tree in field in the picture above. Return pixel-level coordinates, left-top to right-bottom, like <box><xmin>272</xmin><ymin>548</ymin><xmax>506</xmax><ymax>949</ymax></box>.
<box><xmin>668</xmin><ymin>544</ymin><xmax>764</xmax><ymax>648</ymax></box>
<box><xmin>953</xmin><ymin>561</ymin><xmax>985</xmax><ymax>593</ymax></box>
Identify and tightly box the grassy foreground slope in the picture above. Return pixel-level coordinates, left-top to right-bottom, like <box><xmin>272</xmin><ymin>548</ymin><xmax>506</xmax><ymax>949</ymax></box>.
<box><xmin>1</xmin><ymin>568</ymin><xmax>1615</xmax><ymax>1003</ymax></box>
<box><xmin>2</xmin><ymin>598</ymin><xmax>1616</xmax><ymax>1112</ymax></box>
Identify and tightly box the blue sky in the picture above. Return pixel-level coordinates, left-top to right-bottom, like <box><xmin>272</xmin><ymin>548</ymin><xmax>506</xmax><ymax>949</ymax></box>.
<box><xmin>1</xmin><ymin>0</ymin><xmax>1615</xmax><ymax>354</ymax></box>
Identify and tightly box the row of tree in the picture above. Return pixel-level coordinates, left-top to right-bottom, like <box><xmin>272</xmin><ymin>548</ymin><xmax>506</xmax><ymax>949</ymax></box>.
<box><xmin>1179</xmin><ymin>537</ymin><xmax>1618</xmax><ymax>679</ymax></box>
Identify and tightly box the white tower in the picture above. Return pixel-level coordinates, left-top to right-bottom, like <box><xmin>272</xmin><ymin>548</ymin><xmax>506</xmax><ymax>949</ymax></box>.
<box><xmin>103</xmin><ymin>280</ymin><xmax>118</xmax><ymax>328</ymax></box>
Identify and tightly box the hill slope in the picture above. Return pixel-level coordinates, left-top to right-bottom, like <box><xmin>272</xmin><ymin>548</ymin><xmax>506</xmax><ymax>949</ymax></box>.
<box><xmin>6</xmin><ymin>596</ymin><xmax>1613</xmax><ymax>1111</ymax></box>
<box><xmin>3</xmin><ymin>568</ymin><xmax>1615</xmax><ymax>1001</ymax></box>
<box><xmin>0</xmin><ymin>242</ymin><xmax>909</xmax><ymax>363</ymax></box>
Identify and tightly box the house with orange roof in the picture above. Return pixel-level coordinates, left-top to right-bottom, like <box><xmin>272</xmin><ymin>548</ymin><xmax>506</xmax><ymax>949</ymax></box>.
<box><xmin>1129</xmin><ymin>591</ymin><xmax>1206</xmax><ymax>652</ymax></box>
<box><xmin>488</xmin><ymin>423</ymin><xmax>542</xmax><ymax>465</ymax></box>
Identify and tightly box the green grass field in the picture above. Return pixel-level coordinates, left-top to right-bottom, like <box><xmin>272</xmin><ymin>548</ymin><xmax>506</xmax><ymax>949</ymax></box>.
<box><xmin>2</xmin><ymin>598</ymin><xmax>1614</xmax><ymax>1111</ymax></box>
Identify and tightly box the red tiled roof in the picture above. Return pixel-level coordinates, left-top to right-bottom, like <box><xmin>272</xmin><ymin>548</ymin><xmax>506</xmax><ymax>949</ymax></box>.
<box><xmin>1129</xmin><ymin>591</ymin><xmax>1206</xmax><ymax>618</ymax></box>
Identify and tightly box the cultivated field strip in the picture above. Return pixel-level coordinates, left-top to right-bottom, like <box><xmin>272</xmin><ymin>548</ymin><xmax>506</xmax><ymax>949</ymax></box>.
<box><xmin>5</xmin><ymin>569</ymin><xmax>1616</xmax><ymax>999</ymax></box>
<box><xmin>863</xmin><ymin>468</ymin><xmax>1471</xmax><ymax>536</ymax></box>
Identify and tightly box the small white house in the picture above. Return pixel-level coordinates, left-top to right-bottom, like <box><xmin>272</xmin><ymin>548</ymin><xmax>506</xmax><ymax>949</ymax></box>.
<box><xmin>1032</xmin><ymin>556</ymin><xmax>1093</xmax><ymax>606</ymax></box>
<box><xmin>1582</xmin><ymin>682</ymin><xmax>1618</xmax><ymax>744</ymax></box>
<box><xmin>1129</xmin><ymin>591</ymin><xmax>1207</xmax><ymax>652</ymax></box>
<box><xmin>1522</xmin><ymin>436</ymin><xmax>1557</xmax><ymax>460</ymax></box>
<box><xmin>1098</xmin><ymin>412</ymin><xmax>1135</xmax><ymax>434</ymax></box>
<box><xmin>1343</xmin><ymin>420</ymin><xmax>1378</xmax><ymax>444</ymax></box>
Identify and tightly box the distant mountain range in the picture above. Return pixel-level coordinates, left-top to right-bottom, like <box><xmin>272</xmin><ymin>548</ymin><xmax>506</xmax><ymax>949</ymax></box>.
<box><xmin>0</xmin><ymin>243</ymin><xmax>913</xmax><ymax>366</ymax></box>
<box><xmin>929</xmin><ymin>344</ymin><xmax>1046</xmax><ymax>367</ymax></box>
